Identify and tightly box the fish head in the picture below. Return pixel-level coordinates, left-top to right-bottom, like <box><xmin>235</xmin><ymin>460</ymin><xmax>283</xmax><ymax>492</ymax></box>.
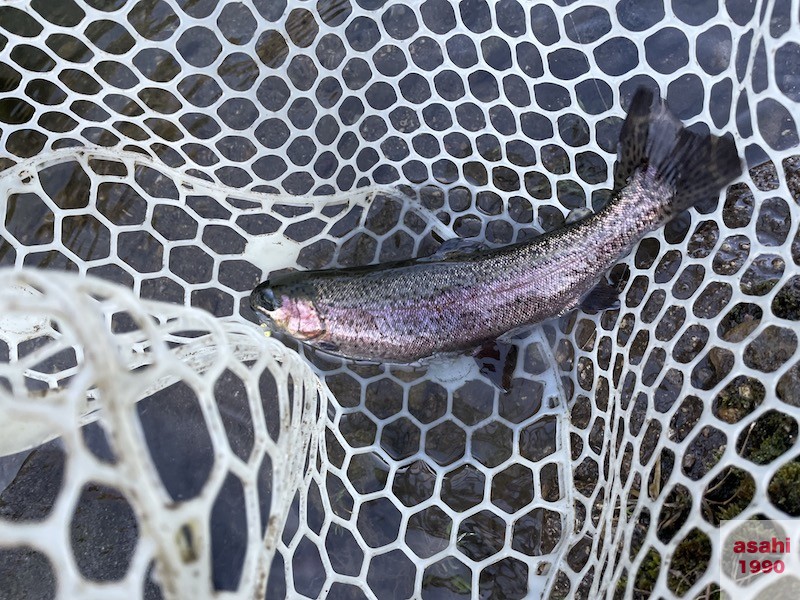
<box><xmin>250</xmin><ymin>280</ymin><xmax>326</xmax><ymax>341</ymax></box>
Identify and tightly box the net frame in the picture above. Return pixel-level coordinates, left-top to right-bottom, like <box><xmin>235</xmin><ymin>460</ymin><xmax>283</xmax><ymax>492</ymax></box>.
<box><xmin>0</xmin><ymin>0</ymin><xmax>797</xmax><ymax>598</ymax></box>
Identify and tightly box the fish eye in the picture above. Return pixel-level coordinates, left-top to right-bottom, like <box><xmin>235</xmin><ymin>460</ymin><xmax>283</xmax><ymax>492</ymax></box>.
<box><xmin>250</xmin><ymin>281</ymin><xmax>279</xmax><ymax>313</ymax></box>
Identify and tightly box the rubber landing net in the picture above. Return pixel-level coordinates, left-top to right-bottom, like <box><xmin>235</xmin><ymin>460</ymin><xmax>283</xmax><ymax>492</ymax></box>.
<box><xmin>0</xmin><ymin>0</ymin><xmax>798</xmax><ymax>598</ymax></box>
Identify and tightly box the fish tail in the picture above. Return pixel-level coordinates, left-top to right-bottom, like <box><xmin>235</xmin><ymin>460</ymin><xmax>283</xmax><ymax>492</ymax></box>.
<box><xmin>615</xmin><ymin>88</ymin><xmax>742</xmax><ymax>216</ymax></box>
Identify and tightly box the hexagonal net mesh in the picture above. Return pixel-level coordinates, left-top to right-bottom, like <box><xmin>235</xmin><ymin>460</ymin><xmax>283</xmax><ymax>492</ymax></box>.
<box><xmin>0</xmin><ymin>0</ymin><xmax>798</xmax><ymax>598</ymax></box>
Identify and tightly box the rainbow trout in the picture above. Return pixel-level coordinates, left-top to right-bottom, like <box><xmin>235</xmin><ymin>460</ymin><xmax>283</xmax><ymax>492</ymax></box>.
<box><xmin>250</xmin><ymin>88</ymin><xmax>741</xmax><ymax>362</ymax></box>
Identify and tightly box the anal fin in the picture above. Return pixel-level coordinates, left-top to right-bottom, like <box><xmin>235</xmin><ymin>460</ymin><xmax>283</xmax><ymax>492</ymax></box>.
<box><xmin>580</xmin><ymin>276</ymin><xmax>623</xmax><ymax>313</ymax></box>
<box><xmin>473</xmin><ymin>339</ymin><xmax>519</xmax><ymax>393</ymax></box>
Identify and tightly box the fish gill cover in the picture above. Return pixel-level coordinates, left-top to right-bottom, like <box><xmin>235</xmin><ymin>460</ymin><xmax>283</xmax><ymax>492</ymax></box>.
<box><xmin>0</xmin><ymin>1</ymin><xmax>798</xmax><ymax>599</ymax></box>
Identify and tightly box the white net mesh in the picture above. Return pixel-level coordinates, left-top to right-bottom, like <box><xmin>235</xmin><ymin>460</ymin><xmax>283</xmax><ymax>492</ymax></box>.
<box><xmin>0</xmin><ymin>0</ymin><xmax>798</xmax><ymax>598</ymax></box>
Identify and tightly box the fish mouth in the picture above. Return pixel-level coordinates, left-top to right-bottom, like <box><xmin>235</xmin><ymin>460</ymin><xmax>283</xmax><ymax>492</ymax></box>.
<box><xmin>250</xmin><ymin>281</ymin><xmax>327</xmax><ymax>342</ymax></box>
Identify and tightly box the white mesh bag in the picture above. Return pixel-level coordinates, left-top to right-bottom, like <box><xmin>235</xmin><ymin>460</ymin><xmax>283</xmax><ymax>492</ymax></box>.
<box><xmin>0</xmin><ymin>0</ymin><xmax>798</xmax><ymax>599</ymax></box>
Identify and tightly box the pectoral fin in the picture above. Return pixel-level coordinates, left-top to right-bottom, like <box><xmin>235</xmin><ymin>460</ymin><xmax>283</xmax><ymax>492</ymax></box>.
<box><xmin>316</xmin><ymin>340</ymin><xmax>340</xmax><ymax>353</ymax></box>
<box><xmin>565</xmin><ymin>207</ymin><xmax>593</xmax><ymax>225</ymax></box>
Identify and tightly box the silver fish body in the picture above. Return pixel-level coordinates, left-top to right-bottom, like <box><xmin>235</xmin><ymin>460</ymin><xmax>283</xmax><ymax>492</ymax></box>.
<box><xmin>251</xmin><ymin>89</ymin><xmax>741</xmax><ymax>362</ymax></box>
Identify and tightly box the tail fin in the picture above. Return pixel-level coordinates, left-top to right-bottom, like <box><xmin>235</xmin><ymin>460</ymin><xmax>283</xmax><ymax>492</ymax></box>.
<box><xmin>615</xmin><ymin>88</ymin><xmax>742</xmax><ymax>215</ymax></box>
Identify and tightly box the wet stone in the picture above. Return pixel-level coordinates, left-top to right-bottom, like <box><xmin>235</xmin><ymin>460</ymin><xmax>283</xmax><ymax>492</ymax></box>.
<box><xmin>472</xmin><ymin>421</ymin><xmax>513</xmax><ymax>468</ymax></box>
<box><xmin>692</xmin><ymin>281</ymin><xmax>732</xmax><ymax>319</ymax></box>
<box><xmin>718</xmin><ymin>302</ymin><xmax>763</xmax><ymax>342</ymax></box>
<box><xmin>577</xmin><ymin>357</ymin><xmax>594</xmax><ymax>391</ymax></box>
<box><xmin>378</xmin><ymin>230</ymin><xmax>415</xmax><ymax>262</ymax></box>
<box><xmin>573</xmin><ymin>457</ymin><xmax>599</xmax><ymax>498</ymax></box>
<box><xmin>347</xmin><ymin>452</ymin><xmax>389</xmax><ymax>494</ymax></box>
<box><xmin>0</xmin><ymin>546</ymin><xmax>56</xmax><ymax>600</ymax></box>
<box><xmin>669</xmin><ymin>396</ymin><xmax>703</xmax><ymax>443</ymax></box>
<box><xmin>541</xmin><ymin>144</ymin><xmax>569</xmax><ymax>174</ymax></box>
<box><xmin>392</xmin><ymin>460</ymin><xmax>436</xmax><ymax>507</ymax></box>
<box><xmin>324</xmin><ymin>372</ymin><xmax>362</xmax><ymax>408</ymax></box>
<box><xmin>457</xmin><ymin>510</ymin><xmax>505</xmax><ymax>561</ymax></box>
<box><xmin>616</xmin><ymin>0</ymin><xmax>664</xmax><ymax>31</ymax></box>
<box><xmin>364</xmin><ymin>194</ymin><xmax>402</xmax><ymax>236</ymax></box>
<box><xmin>190</xmin><ymin>288</ymin><xmax>234</xmax><ymax>317</ymax></box>
<box><xmin>750</xmin><ymin>159</ymin><xmax>781</xmax><ymax>191</ymax></box>
<box><xmin>499</xmin><ymin>378</ymin><xmax>544</xmax><ymax>423</ymax></box>
<box><xmin>339</xmin><ymin>412</ymin><xmax>377</xmax><ymax>447</ymax></box>
<box><xmin>480</xmin><ymin>557</ymin><xmax>529</xmax><ymax>599</ymax></box>
<box><xmin>616</xmin><ymin>313</ymin><xmax>635</xmax><ymax>347</ymax></box>
<box><xmin>712</xmin><ymin>235</ymin><xmax>750</xmax><ymax>275</ymax></box>
<box><xmin>0</xmin><ymin>442</ymin><xmax>64</xmax><ymax>522</ymax></box>
<box><xmin>425</xmin><ymin>421</ymin><xmax>466</xmax><ymax>466</ymax></box>
<box><xmin>642</xmin><ymin>347</ymin><xmax>666</xmax><ymax>387</ymax></box>
<box><xmin>743</xmin><ymin>325</ymin><xmax>797</xmax><ymax>373</ymax></box>
<box><xmin>741</xmin><ymin>254</ymin><xmax>785</xmax><ymax>297</ymax></box>
<box><xmin>338</xmin><ymin>232</ymin><xmax>378</xmax><ymax>268</ymax></box>
<box><xmin>452</xmin><ymin>380</ymin><xmax>494</xmax><ymax>426</ymax></box>
<box><xmin>169</xmin><ymin>246</ymin><xmax>213</xmax><ymax>284</ymax></box>
<box><xmin>654</xmin><ymin>250</ymin><xmax>682</xmax><ymax>283</ymax></box>
<box><xmin>365</xmin><ymin>378</ymin><xmax>403</xmax><ymax>419</ymax></box>
<box><xmin>713</xmin><ymin>376</ymin><xmax>766</xmax><ymax>423</ymax></box>
<box><xmin>690</xmin><ymin>347</ymin><xmax>734</xmax><ymax>390</ymax></box>
<box><xmin>406</xmin><ymin>505</ymin><xmax>451</xmax><ymax>558</ymax></box>
<box><xmin>422</xmin><ymin>558</ymin><xmax>472</xmax><ymax>599</ymax></box>
<box><xmin>682</xmin><ymin>427</ymin><xmax>726</xmax><ymax>480</ymax></box>
<box><xmin>756</xmin><ymin>98</ymin><xmax>799</xmax><ymax>151</ymax></box>
<box><xmin>408</xmin><ymin>381</ymin><xmax>447</xmax><ymax>424</ymax></box>
<box><xmin>722</xmin><ymin>183</ymin><xmax>755</xmax><ymax>229</ymax></box>
<box><xmin>772</xmin><ymin>275</ymin><xmax>800</xmax><ymax>320</ymax></box>
<box><xmin>645</xmin><ymin>27</ymin><xmax>689</xmax><ymax>74</ymax></box>
<box><xmin>71</xmin><ymin>483</ymin><xmax>139</xmax><ymax>581</ymax></box>
<box><xmin>358</xmin><ymin>497</ymin><xmax>402</xmax><ymax>550</ymax></box>
<box><xmin>736</xmin><ymin>410</ymin><xmax>797</xmax><ymax>465</ymax></box>
<box><xmin>686</xmin><ymin>221</ymin><xmax>719</xmax><ymax>259</ymax></box>
<box><xmin>297</xmin><ymin>239</ymin><xmax>336</xmax><ymax>270</ymax></box>
<box><xmin>594</xmin><ymin>37</ymin><xmax>638</xmax><ymax>77</ymax></box>
<box><xmin>641</xmin><ymin>290</ymin><xmax>666</xmax><ymax>323</ymax></box>
<box><xmin>664</xmin><ymin>210</ymin><xmax>692</xmax><ymax>244</ymax></box>
<box><xmin>777</xmin><ymin>362</ymin><xmax>800</xmax><ymax>407</ymax></box>
<box><xmin>697</xmin><ymin>24</ymin><xmax>732</xmax><ymax>75</ymax></box>
<box><xmin>626</xmin><ymin>275</ymin><xmax>649</xmax><ymax>308</ymax></box>
<box><xmin>5</xmin><ymin>193</ymin><xmax>55</xmax><ymax>246</ymax></box>
<box><xmin>672</xmin><ymin>325</ymin><xmax>710</xmax><ymax>364</ymax></box>
<box><xmin>380</xmin><ymin>417</ymin><xmax>420</xmax><ymax>460</ymax></box>
<box><xmin>117</xmin><ymin>231</ymin><xmax>164</xmax><ymax>274</ymax></box>
<box><xmin>139</xmin><ymin>276</ymin><xmax>184</xmax><ymax>304</ymax></box>
<box><xmin>491</xmin><ymin>464</ymin><xmax>534</xmax><ymax>513</ymax></box>
<box><xmin>628</xmin><ymin>330</ymin><xmax>650</xmax><ymax>366</ymax></box>
<box><xmin>519</xmin><ymin>415</ymin><xmax>557</xmax><ymax>462</ymax></box>
<box><xmin>442</xmin><ymin>464</ymin><xmax>485</xmax><ymax>512</ymax></box>
<box><xmin>666</xmin><ymin>73</ymin><xmax>704</xmax><ymax>119</ymax></box>
<box><xmin>570</xmin><ymin>396</ymin><xmax>591</xmax><ymax>430</ymax></box>
<box><xmin>326</xmin><ymin>527</ymin><xmax>363</xmax><ymax>578</ymax></box>
<box><xmin>653</xmin><ymin>369</ymin><xmax>683</xmax><ymax>413</ymax></box>
<box><xmin>783</xmin><ymin>155</ymin><xmax>800</xmax><ymax>201</ymax></box>
<box><xmin>755</xmin><ymin>197</ymin><xmax>791</xmax><ymax>246</ymax></box>
<box><xmin>672</xmin><ymin>265</ymin><xmax>705</xmax><ymax>300</ymax></box>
